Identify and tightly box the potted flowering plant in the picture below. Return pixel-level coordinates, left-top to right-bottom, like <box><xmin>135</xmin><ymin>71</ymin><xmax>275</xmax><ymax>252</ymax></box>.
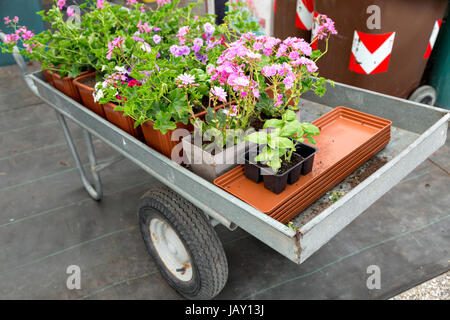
<box><xmin>29</xmin><ymin>0</ymin><xmax>101</xmax><ymax>100</ymax></box>
<box><xmin>94</xmin><ymin>0</ymin><xmax>258</xmax><ymax>158</ymax></box>
<box><xmin>182</xmin><ymin>14</ymin><xmax>336</xmax><ymax>180</ymax></box>
<box><xmin>73</xmin><ymin>0</ymin><xmax>149</xmax><ymax>117</ymax></box>
<box><xmin>94</xmin><ymin>0</ymin><xmax>225</xmax><ymax>146</ymax></box>
<box><xmin>1</xmin><ymin>12</ymin><xmax>58</xmax><ymax>86</ymax></box>
<box><xmin>243</xmin><ymin>110</ymin><xmax>319</xmax><ymax>194</ymax></box>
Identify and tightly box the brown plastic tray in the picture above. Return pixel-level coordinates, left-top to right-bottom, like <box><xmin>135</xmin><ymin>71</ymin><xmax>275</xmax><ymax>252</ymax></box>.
<box><xmin>274</xmin><ymin>139</ymin><xmax>389</xmax><ymax>223</ymax></box>
<box><xmin>269</xmin><ymin>132</ymin><xmax>390</xmax><ymax>217</ymax></box>
<box><xmin>214</xmin><ymin>107</ymin><xmax>391</xmax><ymax>213</ymax></box>
<box><xmin>270</xmin><ymin>133</ymin><xmax>390</xmax><ymax>220</ymax></box>
<box><xmin>219</xmin><ymin>131</ymin><xmax>389</xmax><ymax>218</ymax></box>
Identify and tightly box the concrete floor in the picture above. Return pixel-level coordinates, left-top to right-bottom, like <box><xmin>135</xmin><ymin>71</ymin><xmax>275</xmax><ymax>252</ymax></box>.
<box><xmin>0</xmin><ymin>64</ymin><xmax>448</xmax><ymax>299</ymax></box>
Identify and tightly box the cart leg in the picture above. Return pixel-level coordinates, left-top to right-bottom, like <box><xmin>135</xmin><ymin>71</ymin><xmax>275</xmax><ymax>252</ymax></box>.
<box><xmin>138</xmin><ymin>187</ymin><xmax>228</xmax><ymax>300</ymax></box>
<box><xmin>56</xmin><ymin>111</ymin><xmax>103</xmax><ymax>201</ymax></box>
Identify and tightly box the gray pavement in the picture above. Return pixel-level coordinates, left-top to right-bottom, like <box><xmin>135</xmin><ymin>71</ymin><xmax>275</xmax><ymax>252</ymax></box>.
<box><xmin>0</xmin><ymin>64</ymin><xmax>448</xmax><ymax>299</ymax></box>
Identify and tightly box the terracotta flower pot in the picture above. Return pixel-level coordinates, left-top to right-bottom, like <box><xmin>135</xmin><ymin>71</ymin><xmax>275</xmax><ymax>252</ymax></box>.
<box><xmin>51</xmin><ymin>72</ymin><xmax>82</xmax><ymax>103</ymax></box>
<box><xmin>141</xmin><ymin>121</ymin><xmax>191</xmax><ymax>159</ymax></box>
<box><xmin>42</xmin><ymin>69</ymin><xmax>55</xmax><ymax>86</ymax></box>
<box><xmin>73</xmin><ymin>72</ymin><xmax>106</xmax><ymax>118</ymax></box>
<box><xmin>102</xmin><ymin>102</ymin><xmax>143</xmax><ymax>140</ymax></box>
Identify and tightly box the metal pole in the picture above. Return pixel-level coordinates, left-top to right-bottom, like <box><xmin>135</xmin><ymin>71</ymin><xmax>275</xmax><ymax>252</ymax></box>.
<box><xmin>55</xmin><ymin>111</ymin><xmax>103</xmax><ymax>200</ymax></box>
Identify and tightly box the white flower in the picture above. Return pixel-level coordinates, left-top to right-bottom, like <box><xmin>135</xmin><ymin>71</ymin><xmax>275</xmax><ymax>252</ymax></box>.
<box><xmin>93</xmin><ymin>89</ymin><xmax>103</xmax><ymax>102</ymax></box>
<box><xmin>140</xmin><ymin>42</ymin><xmax>151</xmax><ymax>53</ymax></box>
<box><xmin>101</xmin><ymin>65</ymin><xmax>107</xmax><ymax>72</ymax></box>
<box><xmin>114</xmin><ymin>66</ymin><xmax>128</xmax><ymax>74</ymax></box>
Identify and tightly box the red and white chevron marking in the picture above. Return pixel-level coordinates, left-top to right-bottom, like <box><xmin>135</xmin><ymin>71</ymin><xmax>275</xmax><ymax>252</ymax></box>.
<box><xmin>424</xmin><ymin>19</ymin><xmax>442</xmax><ymax>59</ymax></box>
<box><xmin>295</xmin><ymin>0</ymin><xmax>315</xmax><ymax>31</ymax></box>
<box><xmin>348</xmin><ymin>30</ymin><xmax>396</xmax><ymax>75</ymax></box>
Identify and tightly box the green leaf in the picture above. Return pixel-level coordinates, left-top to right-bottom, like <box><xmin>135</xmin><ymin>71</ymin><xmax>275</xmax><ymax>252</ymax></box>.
<box><xmin>263</xmin><ymin>119</ymin><xmax>284</xmax><ymax>129</ymax></box>
<box><xmin>283</xmin><ymin>110</ymin><xmax>297</xmax><ymax>122</ymax></box>
<box><xmin>255</xmin><ymin>146</ymin><xmax>272</xmax><ymax>162</ymax></box>
<box><xmin>154</xmin><ymin>111</ymin><xmax>177</xmax><ymax>135</ymax></box>
<box><xmin>245</xmin><ymin>132</ymin><xmax>268</xmax><ymax>145</ymax></box>
<box><xmin>268</xmin><ymin>137</ymin><xmax>293</xmax><ymax>150</ymax></box>
<box><xmin>280</xmin><ymin>121</ymin><xmax>302</xmax><ymax>137</ymax></box>
<box><xmin>301</xmin><ymin>123</ymin><xmax>320</xmax><ymax>136</ymax></box>
<box><xmin>310</xmin><ymin>50</ymin><xmax>322</xmax><ymax>60</ymax></box>
<box><xmin>268</xmin><ymin>157</ymin><xmax>281</xmax><ymax>172</ymax></box>
<box><xmin>307</xmin><ymin>136</ymin><xmax>317</xmax><ymax>144</ymax></box>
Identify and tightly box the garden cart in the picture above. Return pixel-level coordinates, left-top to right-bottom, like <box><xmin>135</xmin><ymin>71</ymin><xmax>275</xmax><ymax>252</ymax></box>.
<box><xmin>5</xmin><ymin>40</ymin><xmax>449</xmax><ymax>299</ymax></box>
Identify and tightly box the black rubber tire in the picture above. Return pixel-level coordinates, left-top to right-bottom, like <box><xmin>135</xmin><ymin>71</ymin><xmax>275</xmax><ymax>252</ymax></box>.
<box><xmin>408</xmin><ymin>85</ymin><xmax>437</xmax><ymax>106</ymax></box>
<box><xmin>138</xmin><ymin>187</ymin><xmax>228</xmax><ymax>300</ymax></box>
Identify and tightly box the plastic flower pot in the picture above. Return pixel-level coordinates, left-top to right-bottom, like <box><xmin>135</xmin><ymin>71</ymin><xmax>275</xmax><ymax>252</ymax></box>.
<box><xmin>42</xmin><ymin>69</ymin><xmax>54</xmax><ymax>86</ymax></box>
<box><xmin>51</xmin><ymin>72</ymin><xmax>82</xmax><ymax>103</ymax></box>
<box><xmin>141</xmin><ymin>121</ymin><xmax>192</xmax><ymax>159</ymax></box>
<box><xmin>102</xmin><ymin>102</ymin><xmax>143</xmax><ymax>140</ymax></box>
<box><xmin>142</xmin><ymin>104</ymin><xmax>226</xmax><ymax>159</ymax></box>
<box><xmin>182</xmin><ymin>134</ymin><xmax>256</xmax><ymax>181</ymax></box>
<box><xmin>243</xmin><ymin>142</ymin><xmax>318</xmax><ymax>194</ymax></box>
<box><xmin>73</xmin><ymin>72</ymin><xmax>106</xmax><ymax>118</ymax></box>
<box><xmin>294</xmin><ymin>142</ymin><xmax>318</xmax><ymax>175</ymax></box>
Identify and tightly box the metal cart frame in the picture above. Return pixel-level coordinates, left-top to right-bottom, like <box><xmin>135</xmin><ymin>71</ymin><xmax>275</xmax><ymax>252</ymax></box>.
<box><xmin>7</xmin><ymin>46</ymin><xmax>449</xmax><ymax>299</ymax></box>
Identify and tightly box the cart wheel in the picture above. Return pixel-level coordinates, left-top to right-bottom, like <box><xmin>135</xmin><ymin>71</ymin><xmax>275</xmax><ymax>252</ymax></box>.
<box><xmin>408</xmin><ymin>85</ymin><xmax>437</xmax><ymax>105</ymax></box>
<box><xmin>138</xmin><ymin>187</ymin><xmax>228</xmax><ymax>300</ymax></box>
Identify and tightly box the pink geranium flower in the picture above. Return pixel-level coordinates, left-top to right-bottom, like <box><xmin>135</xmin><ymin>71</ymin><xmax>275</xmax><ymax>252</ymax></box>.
<box><xmin>67</xmin><ymin>7</ymin><xmax>74</xmax><ymax>17</ymax></box>
<box><xmin>57</xmin><ymin>0</ymin><xmax>66</xmax><ymax>10</ymax></box>
<box><xmin>157</xmin><ymin>0</ymin><xmax>172</xmax><ymax>6</ymax></box>
<box><xmin>314</xmin><ymin>14</ymin><xmax>338</xmax><ymax>40</ymax></box>
<box><xmin>176</xmin><ymin>73</ymin><xmax>196</xmax><ymax>87</ymax></box>
<box><xmin>211</xmin><ymin>86</ymin><xmax>227</xmax><ymax>103</ymax></box>
<box><xmin>97</xmin><ymin>0</ymin><xmax>104</xmax><ymax>9</ymax></box>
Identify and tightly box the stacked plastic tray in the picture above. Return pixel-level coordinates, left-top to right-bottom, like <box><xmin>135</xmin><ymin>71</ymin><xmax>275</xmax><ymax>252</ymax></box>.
<box><xmin>214</xmin><ymin>107</ymin><xmax>392</xmax><ymax>223</ymax></box>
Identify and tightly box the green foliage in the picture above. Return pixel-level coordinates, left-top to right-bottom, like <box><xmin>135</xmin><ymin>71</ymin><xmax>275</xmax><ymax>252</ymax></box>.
<box><xmin>328</xmin><ymin>190</ymin><xmax>346</xmax><ymax>203</ymax></box>
<box><xmin>287</xmin><ymin>221</ymin><xmax>299</xmax><ymax>231</ymax></box>
<box><xmin>245</xmin><ymin>110</ymin><xmax>320</xmax><ymax>173</ymax></box>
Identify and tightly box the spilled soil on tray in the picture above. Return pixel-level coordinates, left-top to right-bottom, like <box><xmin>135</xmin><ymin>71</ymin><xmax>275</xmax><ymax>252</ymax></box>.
<box><xmin>292</xmin><ymin>155</ymin><xmax>389</xmax><ymax>227</ymax></box>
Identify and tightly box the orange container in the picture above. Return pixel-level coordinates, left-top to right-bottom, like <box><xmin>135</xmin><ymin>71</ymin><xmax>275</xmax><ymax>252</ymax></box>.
<box><xmin>271</xmin><ymin>132</ymin><xmax>390</xmax><ymax>221</ymax></box>
<box><xmin>275</xmin><ymin>139</ymin><xmax>389</xmax><ymax>223</ymax></box>
<box><xmin>142</xmin><ymin>104</ymin><xmax>227</xmax><ymax>159</ymax></box>
<box><xmin>42</xmin><ymin>69</ymin><xmax>54</xmax><ymax>86</ymax></box>
<box><xmin>102</xmin><ymin>102</ymin><xmax>143</xmax><ymax>140</ymax></box>
<box><xmin>51</xmin><ymin>72</ymin><xmax>82</xmax><ymax>103</ymax></box>
<box><xmin>141</xmin><ymin>121</ymin><xmax>192</xmax><ymax>159</ymax></box>
<box><xmin>214</xmin><ymin>106</ymin><xmax>392</xmax><ymax>219</ymax></box>
<box><xmin>73</xmin><ymin>72</ymin><xmax>106</xmax><ymax>118</ymax></box>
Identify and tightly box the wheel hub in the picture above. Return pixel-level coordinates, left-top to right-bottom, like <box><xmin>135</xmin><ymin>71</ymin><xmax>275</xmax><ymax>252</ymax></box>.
<box><xmin>149</xmin><ymin>218</ymin><xmax>193</xmax><ymax>282</ymax></box>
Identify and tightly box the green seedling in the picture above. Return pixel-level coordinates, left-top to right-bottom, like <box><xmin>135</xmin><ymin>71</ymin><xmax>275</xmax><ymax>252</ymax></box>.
<box><xmin>245</xmin><ymin>110</ymin><xmax>320</xmax><ymax>173</ymax></box>
<box><xmin>328</xmin><ymin>190</ymin><xmax>346</xmax><ymax>203</ymax></box>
